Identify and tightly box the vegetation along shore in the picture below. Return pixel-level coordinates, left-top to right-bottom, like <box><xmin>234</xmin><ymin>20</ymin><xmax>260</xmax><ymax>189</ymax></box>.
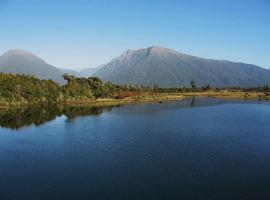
<box><xmin>0</xmin><ymin>72</ymin><xmax>269</xmax><ymax>108</ymax></box>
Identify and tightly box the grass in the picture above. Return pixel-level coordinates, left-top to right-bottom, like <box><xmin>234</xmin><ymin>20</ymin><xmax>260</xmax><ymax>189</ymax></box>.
<box><xmin>58</xmin><ymin>92</ymin><xmax>184</xmax><ymax>107</ymax></box>
<box><xmin>182</xmin><ymin>90</ymin><xmax>270</xmax><ymax>100</ymax></box>
<box><xmin>1</xmin><ymin>91</ymin><xmax>269</xmax><ymax>109</ymax></box>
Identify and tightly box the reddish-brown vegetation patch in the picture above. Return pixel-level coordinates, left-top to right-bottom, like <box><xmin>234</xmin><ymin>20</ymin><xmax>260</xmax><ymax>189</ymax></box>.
<box><xmin>114</xmin><ymin>91</ymin><xmax>138</xmax><ymax>99</ymax></box>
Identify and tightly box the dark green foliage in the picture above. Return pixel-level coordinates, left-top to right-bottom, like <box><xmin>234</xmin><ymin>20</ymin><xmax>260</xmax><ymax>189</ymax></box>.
<box><xmin>202</xmin><ymin>84</ymin><xmax>212</xmax><ymax>91</ymax></box>
<box><xmin>63</xmin><ymin>73</ymin><xmax>75</xmax><ymax>83</ymax></box>
<box><xmin>191</xmin><ymin>80</ymin><xmax>197</xmax><ymax>89</ymax></box>
<box><xmin>63</xmin><ymin>78</ymin><xmax>93</xmax><ymax>99</ymax></box>
<box><xmin>0</xmin><ymin>73</ymin><xmax>61</xmax><ymax>103</ymax></box>
<box><xmin>1</xmin><ymin>72</ymin><xmax>269</xmax><ymax>106</ymax></box>
<box><xmin>62</xmin><ymin>76</ymin><xmax>116</xmax><ymax>99</ymax></box>
<box><xmin>0</xmin><ymin>73</ymin><xmax>145</xmax><ymax>105</ymax></box>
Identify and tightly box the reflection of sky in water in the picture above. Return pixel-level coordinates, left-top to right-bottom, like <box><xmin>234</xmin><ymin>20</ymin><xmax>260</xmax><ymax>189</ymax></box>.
<box><xmin>0</xmin><ymin>99</ymin><xmax>270</xmax><ymax>199</ymax></box>
<box><xmin>0</xmin><ymin>99</ymin><xmax>270</xmax><ymax>130</ymax></box>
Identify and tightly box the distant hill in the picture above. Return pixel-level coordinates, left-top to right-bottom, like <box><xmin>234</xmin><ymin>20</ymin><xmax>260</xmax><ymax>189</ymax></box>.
<box><xmin>91</xmin><ymin>46</ymin><xmax>270</xmax><ymax>87</ymax></box>
<box><xmin>1</xmin><ymin>47</ymin><xmax>269</xmax><ymax>87</ymax></box>
<box><xmin>59</xmin><ymin>68</ymin><xmax>80</xmax><ymax>77</ymax></box>
<box><xmin>0</xmin><ymin>49</ymin><xmax>65</xmax><ymax>84</ymax></box>
<box><xmin>79</xmin><ymin>66</ymin><xmax>101</xmax><ymax>77</ymax></box>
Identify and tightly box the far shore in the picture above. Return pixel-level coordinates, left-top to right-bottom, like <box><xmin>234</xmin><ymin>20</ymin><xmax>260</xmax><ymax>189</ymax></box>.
<box><xmin>0</xmin><ymin>91</ymin><xmax>269</xmax><ymax>109</ymax></box>
<box><xmin>182</xmin><ymin>90</ymin><xmax>270</xmax><ymax>100</ymax></box>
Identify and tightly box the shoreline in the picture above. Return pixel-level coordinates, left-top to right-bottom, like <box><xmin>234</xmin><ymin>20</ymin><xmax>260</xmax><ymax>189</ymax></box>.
<box><xmin>184</xmin><ymin>91</ymin><xmax>270</xmax><ymax>101</ymax></box>
<box><xmin>0</xmin><ymin>91</ymin><xmax>269</xmax><ymax>109</ymax></box>
<box><xmin>0</xmin><ymin>93</ymin><xmax>184</xmax><ymax>109</ymax></box>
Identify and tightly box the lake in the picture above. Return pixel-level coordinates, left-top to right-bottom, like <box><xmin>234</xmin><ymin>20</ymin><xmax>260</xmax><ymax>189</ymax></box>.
<box><xmin>1</xmin><ymin>98</ymin><xmax>270</xmax><ymax>200</ymax></box>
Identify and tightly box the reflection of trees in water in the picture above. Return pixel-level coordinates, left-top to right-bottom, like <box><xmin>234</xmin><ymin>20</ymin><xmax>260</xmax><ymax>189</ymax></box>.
<box><xmin>0</xmin><ymin>105</ymin><xmax>116</xmax><ymax>130</ymax></box>
<box><xmin>0</xmin><ymin>99</ymin><xmax>229</xmax><ymax>130</ymax></box>
<box><xmin>0</xmin><ymin>105</ymin><xmax>62</xmax><ymax>130</ymax></box>
<box><xmin>63</xmin><ymin>106</ymin><xmax>114</xmax><ymax>121</ymax></box>
<box><xmin>110</xmin><ymin>98</ymin><xmax>228</xmax><ymax>115</ymax></box>
<box><xmin>190</xmin><ymin>98</ymin><xmax>196</xmax><ymax>107</ymax></box>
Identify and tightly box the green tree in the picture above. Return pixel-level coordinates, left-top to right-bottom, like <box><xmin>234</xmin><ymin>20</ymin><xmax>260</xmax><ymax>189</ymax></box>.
<box><xmin>63</xmin><ymin>73</ymin><xmax>75</xmax><ymax>83</ymax></box>
<box><xmin>190</xmin><ymin>80</ymin><xmax>196</xmax><ymax>89</ymax></box>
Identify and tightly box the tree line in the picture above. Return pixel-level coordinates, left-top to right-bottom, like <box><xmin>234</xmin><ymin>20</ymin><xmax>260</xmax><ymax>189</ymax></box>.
<box><xmin>0</xmin><ymin>72</ymin><xmax>269</xmax><ymax>105</ymax></box>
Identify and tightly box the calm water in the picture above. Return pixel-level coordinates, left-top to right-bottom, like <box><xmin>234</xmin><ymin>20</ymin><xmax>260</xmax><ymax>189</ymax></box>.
<box><xmin>1</xmin><ymin>98</ymin><xmax>270</xmax><ymax>200</ymax></box>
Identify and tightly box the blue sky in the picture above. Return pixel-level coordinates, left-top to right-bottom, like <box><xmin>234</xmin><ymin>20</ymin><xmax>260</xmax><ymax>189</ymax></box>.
<box><xmin>0</xmin><ymin>0</ymin><xmax>269</xmax><ymax>70</ymax></box>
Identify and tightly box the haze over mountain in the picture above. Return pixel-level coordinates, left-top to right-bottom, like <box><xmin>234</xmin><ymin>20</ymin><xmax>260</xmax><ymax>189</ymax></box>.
<box><xmin>91</xmin><ymin>46</ymin><xmax>270</xmax><ymax>87</ymax></box>
<box><xmin>79</xmin><ymin>66</ymin><xmax>102</xmax><ymax>77</ymax></box>
<box><xmin>0</xmin><ymin>49</ymin><xmax>65</xmax><ymax>84</ymax></box>
<box><xmin>59</xmin><ymin>68</ymin><xmax>79</xmax><ymax>77</ymax></box>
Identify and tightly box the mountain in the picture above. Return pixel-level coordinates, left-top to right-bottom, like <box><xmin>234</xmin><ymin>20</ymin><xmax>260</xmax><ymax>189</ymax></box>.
<box><xmin>1</xmin><ymin>47</ymin><xmax>269</xmax><ymax>87</ymax></box>
<box><xmin>91</xmin><ymin>46</ymin><xmax>270</xmax><ymax>87</ymax></box>
<box><xmin>79</xmin><ymin>66</ymin><xmax>101</xmax><ymax>77</ymax></box>
<box><xmin>0</xmin><ymin>49</ymin><xmax>65</xmax><ymax>84</ymax></box>
<box><xmin>60</xmin><ymin>68</ymin><xmax>80</xmax><ymax>76</ymax></box>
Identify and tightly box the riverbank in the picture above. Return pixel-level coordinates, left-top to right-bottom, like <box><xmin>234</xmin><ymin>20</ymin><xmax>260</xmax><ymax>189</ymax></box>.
<box><xmin>0</xmin><ymin>93</ymin><xmax>184</xmax><ymax>109</ymax></box>
<box><xmin>0</xmin><ymin>91</ymin><xmax>269</xmax><ymax>109</ymax></box>
<box><xmin>61</xmin><ymin>93</ymin><xmax>185</xmax><ymax>106</ymax></box>
<box><xmin>60</xmin><ymin>91</ymin><xmax>270</xmax><ymax>108</ymax></box>
<box><xmin>182</xmin><ymin>90</ymin><xmax>270</xmax><ymax>100</ymax></box>
<box><xmin>1</xmin><ymin>73</ymin><xmax>270</xmax><ymax>109</ymax></box>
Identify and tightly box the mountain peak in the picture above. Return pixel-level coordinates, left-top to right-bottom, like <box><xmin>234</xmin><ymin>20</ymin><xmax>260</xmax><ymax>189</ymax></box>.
<box><xmin>0</xmin><ymin>49</ymin><xmax>65</xmax><ymax>84</ymax></box>
<box><xmin>121</xmin><ymin>49</ymin><xmax>133</xmax><ymax>56</ymax></box>
<box><xmin>117</xmin><ymin>46</ymin><xmax>181</xmax><ymax>59</ymax></box>
<box><xmin>0</xmin><ymin>49</ymin><xmax>48</xmax><ymax>66</ymax></box>
<box><xmin>149</xmin><ymin>45</ymin><xmax>167</xmax><ymax>50</ymax></box>
<box><xmin>147</xmin><ymin>46</ymin><xmax>180</xmax><ymax>55</ymax></box>
<box><xmin>92</xmin><ymin>46</ymin><xmax>270</xmax><ymax>87</ymax></box>
<box><xmin>2</xmin><ymin>49</ymin><xmax>36</xmax><ymax>57</ymax></box>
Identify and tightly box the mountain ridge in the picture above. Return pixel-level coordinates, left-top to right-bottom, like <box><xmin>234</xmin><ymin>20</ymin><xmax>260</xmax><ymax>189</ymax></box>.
<box><xmin>91</xmin><ymin>46</ymin><xmax>270</xmax><ymax>87</ymax></box>
<box><xmin>0</xmin><ymin>49</ymin><xmax>65</xmax><ymax>84</ymax></box>
<box><xmin>0</xmin><ymin>47</ymin><xmax>269</xmax><ymax>87</ymax></box>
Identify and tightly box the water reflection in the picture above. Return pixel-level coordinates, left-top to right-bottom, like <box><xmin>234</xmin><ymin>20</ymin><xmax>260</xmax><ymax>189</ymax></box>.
<box><xmin>64</xmin><ymin>106</ymin><xmax>116</xmax><ymax>123</ymax></box>
<box><xmin>0</xmin><ymin>105</ymin><xmax>116</xmax><ymax>130</ymax></box>
<box><xmin>190</xmin><ymin>98</ymin><xmax>196</xmax><ymax>107</ymax></box>
<box><xmin>110</xmin><ymin>98</ymin><xmax>228</xmax><ymax>116</ymax></box>
<box><xmin>0</xmin><ymin>98</ymin><xmax>264</xmax><ymax>130</ymax></box>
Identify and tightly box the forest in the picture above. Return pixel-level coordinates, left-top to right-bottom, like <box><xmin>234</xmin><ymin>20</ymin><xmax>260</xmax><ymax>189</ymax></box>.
<box><xmin>0</xmin><ymin>72</ymin><xmax>270</xmax><ymax>106</ymax></box>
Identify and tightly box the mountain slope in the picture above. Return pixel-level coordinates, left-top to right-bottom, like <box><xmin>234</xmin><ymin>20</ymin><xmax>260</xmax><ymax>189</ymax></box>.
<box><xmin>79</xmin><ymin>66</ymin><xmax>101</xmax><ymax>77</ymax></box>
<box><xmin>60</xmin><ymin>68</ymin><xmax>80</xmax><ymax>76</ymax></box>
<box><xmin>92</xmin><ymin>46</ymin><xmax>270</xmax><ymax>87</ymax></box>
<box><xmin>0</xmin><ymin>49</ymin><xmax>65</xmax><ymax>84</ymax></box>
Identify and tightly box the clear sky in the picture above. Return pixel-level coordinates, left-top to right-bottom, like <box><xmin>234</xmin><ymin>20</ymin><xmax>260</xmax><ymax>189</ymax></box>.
<box><xmin>0</xmin><ymin>0</ymin><xmax>269</xmax><ymax>70</ymax></box>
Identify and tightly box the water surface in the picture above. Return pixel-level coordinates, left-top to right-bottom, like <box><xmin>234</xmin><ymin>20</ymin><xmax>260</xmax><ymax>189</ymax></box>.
<box><xmin>1</xmin><ymin>98</ymin><xmax>270</xmax><ymax>200</ymax></box>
